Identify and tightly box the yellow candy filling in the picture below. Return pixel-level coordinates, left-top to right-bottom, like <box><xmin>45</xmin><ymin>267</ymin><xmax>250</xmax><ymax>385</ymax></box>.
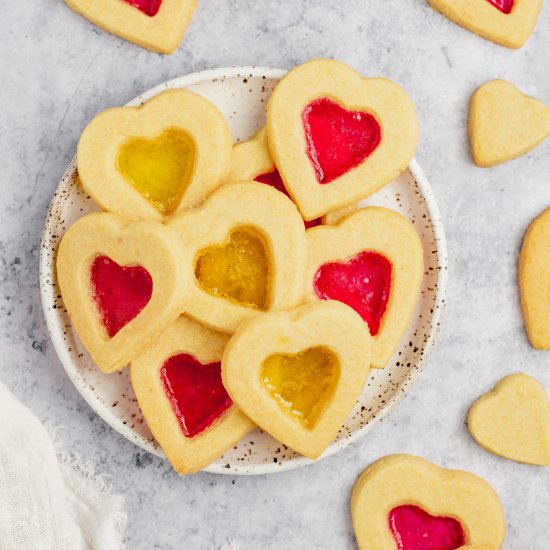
<box><xmin>262</xmin><ymin>347</ymin><xmax>340</xmax><ymax>428</ymax></box>
<box><xmin>195</xmin><ymin>227</ymin><xmax>269</xmax><ymax>309</ymax></box>
<box><xmin>116</xmin><ymin>127</ymin><xmax>195</xmax><ymax>215</ymax></box>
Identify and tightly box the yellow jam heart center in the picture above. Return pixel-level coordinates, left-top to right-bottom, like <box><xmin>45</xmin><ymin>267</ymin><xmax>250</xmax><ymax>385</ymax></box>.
<box><xmin>116</xmin><ymin>127</ymin><xmax>195</xmax><ymax>215</ymax></box>
<box><xmin>195</xmin><ymin>228</ymin><xmax>269</xmax><ymax>309</ymax></box>
<box><xmin>261</xmin><ymin>347</ymin><xmax>339</xmax><ymax>428</ymax></box>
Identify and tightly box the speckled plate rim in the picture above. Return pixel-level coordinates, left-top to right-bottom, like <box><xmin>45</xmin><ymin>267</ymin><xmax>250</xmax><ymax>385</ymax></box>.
<box><xmin>39</xmin><ymin>66</ymin><xmax>448</xmax><ymax>475</ymax></box>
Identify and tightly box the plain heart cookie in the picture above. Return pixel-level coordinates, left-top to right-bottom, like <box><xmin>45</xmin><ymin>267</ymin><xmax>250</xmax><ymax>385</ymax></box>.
<box><xmin>77</xmin><ymin>89</ymin><xmax>233</xmax><ymax>221</ymax></box>
<box><xmin>266</xmin><ymin>59</ymin><xmax>418</xmax><ymax>221</ymax></box>
<box><xmin>469</xmin><ymin>80</ymin><xmax>550</xmax><ymax>167</ymax></box>
<box><xmin>428</xmin><ymin>0</ymin><xmax>543</xmax><ymax>49</ymax></box>
<box><xmin>57</xmin><ymin>212</ymin><xmax>186</xmax><ymax>373</ymax></box>
<box><xmin>468</xmin><ymin>373</ymin><xmax>550</xmax><ymax>466</ymax></box>
<box><xmin>222</xmin><ymin>301</ymin><xmax>372</xmax><ymax>459</ymax></box>
<box><xmin>167</xmin><ymin>182</ymin><xmax>307</xmax><ymax>334</ymax></box>
<box><xmin>131</xmin><ymin>315</ymin><xmax>255</xmax><ymax>474</ymax></box>
<box><xmin>351</xmin><ymin>454</ymin><xmax>506</xmax><ymax>550</ymax></box>
<box><xmin>64</xmin><ymin>0</ymin><xmax>198</xmax><ymax>53</ymax></box>
<box><xmin>305</xmin><ymin>207</ymin><xmax>424</xmax><ymax>368</ymax></box>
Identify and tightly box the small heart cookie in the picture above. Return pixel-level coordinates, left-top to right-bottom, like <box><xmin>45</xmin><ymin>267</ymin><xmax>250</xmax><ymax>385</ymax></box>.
<box><xmin>57</xmin><ymin>213</ymin><xmax>186</xmax><ymax>373</ymax></box>
<box><xmin>167</xmin><ymin>182</ymin><xmax>307</xmax><ymax>333</ymax></box>
<box><xmin>351</xmin><ymin>454</ymin><xmax>506</xmax><ymax>550</ymax></box>
<box><xmin>222</xmin><ymin>301</ymin><xmax>372</xmax><ymax>459</ymax></box>
<box><xmin>131</xmin><ymin>315</ymin><xmax>255</xmax><ymax>474</ymax></box>
<box><xmin>519</xmin><ymin>207</ymin><xmax>550</xmax><ymax>349</ymax></box>
<box><xmin>469</xmin><ymin>80</ymin><xmax>550</xmax><ymax>167</ymax></box>
<box><xmin>468</xmin><ymin>373</ymin><xmax>550</xmax><ymax>466</ymax></box>
<box><xmin>305</xmin><ymin>207</ymin><xmax>424</xmax><ymax>368</ymax></box>
<box><xmin>428</xmin><ymin>0</ymin><xmax>543</xmax><ymax>49</ymax></box>
<box><xmin>266</xmin><ymin>59</ymin><xmax>418</xmax><ymax>221</ymax></box>
<box><xmin>78</xmin><ymin>89</ymin><xmax>233</xmax><ymax>221</ymax></box>
<box><xmin>64</xmin><ymin>0</ymin><xmax>198</xmax><ymax>53</ymax></box>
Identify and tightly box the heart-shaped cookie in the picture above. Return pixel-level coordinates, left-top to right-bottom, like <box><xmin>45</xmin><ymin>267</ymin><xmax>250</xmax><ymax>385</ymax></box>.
<box><xmin>57</xmin><ymin>212</ymin><xmax>187</xmax><ymax>373</ymax></box>
<box><xmin>78</xmin><ymin>89</ymin><xmax>233</xmax><ymax>221</ymax></box>
<box><xmin>131</xmin><ymin>315</ymin><xmax>255</xmax><ymax>474</ymax></box>
<box><xmin>167</xmin><ymin>182</ymin><xmax>307</xmax><ymax>333</ymax></box>
<box><xmin>428</xmin><ymin>0</ymin><xmax>543</xmax><ymax>48</ymax></box>
<box><xmin>469</xmin><ymin>80</ymin><xmax>550</xmax><ymax>167</ymax></box>
<box><xmin>222</xmin><ymin>301</ymin><xmax>372</xmax><ymax>459</ymax></box>
<box><xmin>305</xmin><ymin>207</ymin><xmax>424</xmax><ymax>368</ymax></box>
<box><xmin>468</xmin><ymin>373</ymin><xmax>550</xmax><ymax>466</ymax></box>
<box><xmin>519</xmin><ymin>207</ymin><xmax>550</xmax><ymax>349</ymax></box>
<box><xmin>266</xmin><ymin>59</ymin><xmax>418</xmax><ymax>221</ymax></box>
<box><xmin>351</xmin><ymin>454</ymin><xmax>506</xmax><ymax>550</ymax></box>
<box><xmin>64</xmin><ymin>0</ymin><xmax>198</xmax><ymax>53</ymax></box>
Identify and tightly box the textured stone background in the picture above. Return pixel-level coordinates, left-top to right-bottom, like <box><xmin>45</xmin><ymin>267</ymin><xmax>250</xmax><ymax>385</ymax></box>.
<box><xmin>1</xmin><ymin>0</ymin><xmax>550</xmax><ymax>548</ymax></box>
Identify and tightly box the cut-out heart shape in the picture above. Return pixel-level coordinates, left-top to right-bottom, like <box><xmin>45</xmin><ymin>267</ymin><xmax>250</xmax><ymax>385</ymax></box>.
<box><xmin>267</xmin><ymin>59</ymin><xmax>418</xmax><ymax>221</ymax></box>
<box><xmin>351</xmin><ymin>455</ymin><xmax>506</xmax><ymax>550</ymax></box>
<box><xmin>195</xmin><ymin>228</ymin><xmax>269</xmax><ymax>309</ymax></box>
<box><xmin>168</xmin><ymin>182</ymin><xmax>307</xmax><ymax>333</ymax></box>
<box><xmin>131</xmin><ymin>316</ymin><xmax>255</xmax><ymax>474</ymax></box>
<box><xmin>90</xmin><ymin>256</ymin><xmax>153</xmax><ymax>338</ymax></box>
<box><xmin>78</xmin><ymin>89</ymin><xmax>232</xmax><ymax>221</ymax></box>
<box><xmin>468</xmin><ymin>373</ymin><xmax>550</xmax><ymax>466</ymax></box>
<box><xmin>428</xmin><ymin>0</ymin><xmax>543</xmax><ymax>48</ymax></box>
<box><xmin>313</xmin><ymin>251</ymin><xmax>392</xmax><ymax>336</ymax></box>
<box><xmin>57</xmin><ymin>212</ymin><xmax>187</xmax><ymax>373</ymax></box>
<box><xmin>117</xmin><ymin>127</ymin><xmax>195</xmax><ymax>215</ymax></box>
<box><xmin>306</xmin><ymin>207</ymin><xmax>423</xmax><ymax>368</ymax></box>
<box><xmin>469</xmin><ymin>80</ymin><xmax>550</xmax><ymax>167</ymax></box>
<box><xmin>64</xmin><ymin>0</ymin><xmax>198</xmax><ymax>53</ymax></box>
<box><xmin>222</xmin><ymin>302</ymin><xmax>372</xmax><ymax>458</ymax></box>
<box><xmin>389</xmin><ymin>505</ymin><xmax>465</xmax><ymax>550</ymax></box>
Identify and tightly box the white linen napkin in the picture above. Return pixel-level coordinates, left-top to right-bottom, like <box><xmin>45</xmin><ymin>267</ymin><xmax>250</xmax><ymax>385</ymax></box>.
<box><xmin>0</xmin><ymin>381</ymin><xmax>126</xmax><ymax>550</ymax></box>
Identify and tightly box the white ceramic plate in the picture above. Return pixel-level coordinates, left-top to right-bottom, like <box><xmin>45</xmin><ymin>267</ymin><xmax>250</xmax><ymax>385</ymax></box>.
<box><xmin>40</xmin><ymin>67</ymin><xmax>448</xmax><ymax>475</ymax></box>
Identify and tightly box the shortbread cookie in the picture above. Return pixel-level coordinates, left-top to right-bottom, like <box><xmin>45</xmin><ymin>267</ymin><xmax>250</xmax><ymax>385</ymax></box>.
<box><xmin>167</xmin><ymin>182</ymin><xmax>307</xmax><ymax>333</ymax></box>
<box><xmin>57</xmin><ymin>212</ymin><xmax>187</xmax><ymax>373</ymax></box>
<box><xmin>305</xmin><ymin>207</ymin><xmax>424</xmax><ymax>368</ymax></box>
<box><xmin>64</xmin><ymin>0</ymin><xmax>198</xmax><ymax>54</ymax></box>
<box><xmin>351</xmin><ymin>454</ymin><xmax>506</xmax><ymax>550</ymax></box>
<box><xmin>469</xmin><ymin>80</ymin><xmax>550</xmax><ymax>167</ymax></box>
<box><xmin>267</xmin><ymin>59</ymin><xmax>418</xmax><ymax>221</ymax></box>
<box><xmin>428</xmin><ymin>0</ymin><xmax>543</xmax><ymax>49</ymax></box>
<box><xmin>222</xmin><ymin>302</ymin><xmax>372</xmax><ymax>459</ymax></box>
<box><xmin>519</xmin><ymin>207</ymin><xmax>550</xmax><ymax>349</ymax></box>
<box><xmin>78</xmin><ymin>89</ymin><xmax>233</xmax><ymax>221</ymax></box>
<box><xmin>468</xmin><ymin>373</ymin><xmax>550</xmax><ymax>466</ymax></box>
<box><xmin>131</xmin><ymin>315</ymin><xmax>255</xmax><ymax>474</ymax></box>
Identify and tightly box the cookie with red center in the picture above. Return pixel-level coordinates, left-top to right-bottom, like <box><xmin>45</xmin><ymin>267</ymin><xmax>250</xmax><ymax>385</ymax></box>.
<box><xmin>64</xmin><ymin>0</ymin><xmax>198</xmax><ymax>53</ymax></box>
<box><xmin>266</xmin><ymin>59</ymin><xmax>418</xmax><ymax>221</ymax></box>
<box><xmin>428</xmin><ymin>0</ymin><xmax>543</xmax><ymax>48</ymax></box>
<box><xmin>351</xmin><ymin>455</ymin><xmax>506</xmax><ymax>550</ymax></box>
<box><xmin>57</xmin><ymin>213</ymin><xmax>187</xmax><ymax>373</ymax></box>
<box><xmin>304</xmin><ymin>207</ymin><xmax>423</xmax><ymax>368</ymax></box>
<box><xmin>131</xmin><ymin>315</ymin><xmax>254</xmax><ymax>474</ymax></box>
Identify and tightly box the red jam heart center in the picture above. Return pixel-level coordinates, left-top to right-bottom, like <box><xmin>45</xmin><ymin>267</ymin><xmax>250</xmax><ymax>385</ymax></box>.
<box><xmin>486</xmin><ymin>0</ymin><xmax>514</xmax><ymax>14</ymax></box>
<box><xmin>255</xmin><ymin>170</ymin><xmax>322</xmax><ymax>229</ymax></box>
<box><xmin>122</xmin><ymin>0</ymin><xmax>162</xmax><ymax>17</ymax></box>
<box><xmin>389</xmin><ymin>505</ymin><xmax>466</xmax><ymax>550</ymax></box>
<box><xmin>161</xmin><ymin>354</ymin><xmax>232</xmax><ymax>438</ymax></box>
<box><xmin>302</xmin><ymin>98</ymin><xmax>381</xmax><ymax>184</ymax></box>
<box><xmin>313</xmin><ymin>251</ymin><xmax>391</xmax><ymax>336</ymax></box>
<box><xmin>90</xmin><ymin>256</ymin><xmax>153</xmax><ymax>338</ymax></box>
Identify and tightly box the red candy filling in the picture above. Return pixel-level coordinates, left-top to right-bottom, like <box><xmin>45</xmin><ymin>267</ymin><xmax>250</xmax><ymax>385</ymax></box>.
<box><xmin>486</xmin><ymin>0</ymin><xmax>514</xmax><ymax>14</ymax></box>
<box><xmin>313</xmin><ymin>251</ymin><xmax>391</xmax><ymax>336</ymax></box>
<box><xmin>255</xmin><ymin>170</ymin><xmax>322</xmax><ymax>229</ymax></box>
<box><xmin>161</xmin><ymin>354</ymin><xmax>232</xmax><ymax>438</ymax></box>
<box><xmin>389</xmin><ymin>505</ymin><xmax>466</xmax><ymax>550</ymax></box>
<box><xmin>122</xmin><ymin>0</ymin><xmax>162</xmax><ymax>17</ymax></box>
<box><xmin>302</xmin><ymin>98</ymin><xmax>381</xmax><ymax>184</ymax></box>
<box><xmin>90</xmin><ymin>256</ymin><xmax>153</xmax><ymax>338</ymax></box>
